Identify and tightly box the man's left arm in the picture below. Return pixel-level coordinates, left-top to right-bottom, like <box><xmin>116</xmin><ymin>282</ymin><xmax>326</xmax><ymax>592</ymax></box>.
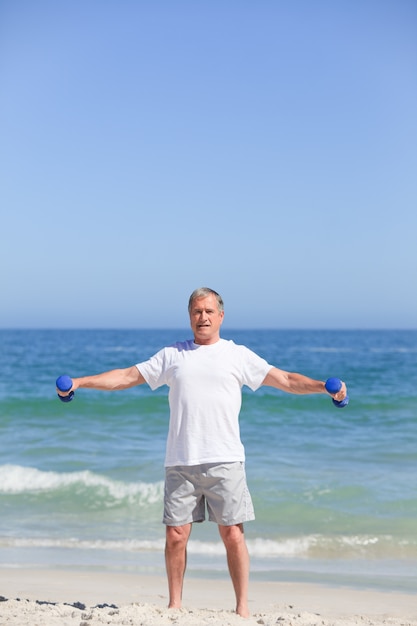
<box><xmin>262</xmin><ymin>367</ymin><xmax>347</xmax><ymax>402</ymax></box>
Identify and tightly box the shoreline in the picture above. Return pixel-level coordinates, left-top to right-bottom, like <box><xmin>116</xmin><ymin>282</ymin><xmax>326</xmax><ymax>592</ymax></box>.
<box><xmin>1</xmin><ymin>568</ymin><xmax>416</xmax><ymax>625</ymax></box>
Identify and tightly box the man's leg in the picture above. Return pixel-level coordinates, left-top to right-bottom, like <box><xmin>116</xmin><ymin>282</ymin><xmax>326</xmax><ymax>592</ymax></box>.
<box><xmin>165</xmin><ymin>523</ymin><xmax>192</xmax><ymax>609</ymax></box>
<box><xmin>218</xmin><ymin>523</ymin><xmax>250</xmax><ymax>618</ymax></box>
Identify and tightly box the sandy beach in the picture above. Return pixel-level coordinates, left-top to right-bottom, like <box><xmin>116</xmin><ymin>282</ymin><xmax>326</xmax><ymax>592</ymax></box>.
<box><xmin>0</xmin><ymin>569</ymin><xmax>415</xmax><ymax>626</ymax></box>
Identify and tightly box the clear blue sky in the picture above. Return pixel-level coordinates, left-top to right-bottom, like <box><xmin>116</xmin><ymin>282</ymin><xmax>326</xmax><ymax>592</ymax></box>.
<box><xmin>1</xmin><ymin>0</ymin><xmax>416</xmax><ymax>329</ymax></box>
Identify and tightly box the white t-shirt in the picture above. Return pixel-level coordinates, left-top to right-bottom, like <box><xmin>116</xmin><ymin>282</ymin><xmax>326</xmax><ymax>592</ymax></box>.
<box><xmin>136</xmin><ymin>338</ymin><xmax>272</xmax><ymax>467</ymax></box>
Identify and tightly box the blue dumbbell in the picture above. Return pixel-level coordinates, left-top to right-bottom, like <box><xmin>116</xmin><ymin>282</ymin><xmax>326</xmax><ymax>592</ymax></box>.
<box><xmin>325</xmin><ymin>377</ymin><xmax>349</xmax><ymax>408</ymax></box>
<box><xmin>56</xmin><ymin>375</ymin><xmax>74</xmax><ymax>402</ymax></box>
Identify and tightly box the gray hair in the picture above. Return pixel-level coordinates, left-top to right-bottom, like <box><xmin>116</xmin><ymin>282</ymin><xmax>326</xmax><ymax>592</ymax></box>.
<box><xmin>188</xmin><ymin>288</ymin><xmax>224</xmax><ymax>313</ymax></box>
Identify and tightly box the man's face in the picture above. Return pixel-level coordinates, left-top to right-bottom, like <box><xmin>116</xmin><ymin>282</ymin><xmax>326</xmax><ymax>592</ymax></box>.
<box><xmin>189</xmin><ymin>294</ymin><xmax>224</xmax><ymax>345</ymax></box>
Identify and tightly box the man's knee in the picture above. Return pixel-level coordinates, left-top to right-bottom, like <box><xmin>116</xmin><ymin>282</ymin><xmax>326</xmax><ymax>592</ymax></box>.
<box><xmin>219</xmin><ymin>523</ymin><xmax>245</xmax><ymax>548</ymax></box>
<box><xmin>166</xmin><ymin>524</ymin><xmax>191</xmax><ymax>550</ymax></box>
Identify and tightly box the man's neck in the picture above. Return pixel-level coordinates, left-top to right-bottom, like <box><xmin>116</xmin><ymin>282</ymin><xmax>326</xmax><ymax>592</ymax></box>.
<box><xmin>193</xmin><ymin>335</ymin><xmax>221</xmax><ymax>346</ymax></box>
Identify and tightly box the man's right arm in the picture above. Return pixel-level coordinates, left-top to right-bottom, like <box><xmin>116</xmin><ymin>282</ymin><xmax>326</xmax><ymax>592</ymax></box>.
<box><xmin>64</xmin><ymin>366</ymin><xmax>146</xmax><ymax>394</ymax></box>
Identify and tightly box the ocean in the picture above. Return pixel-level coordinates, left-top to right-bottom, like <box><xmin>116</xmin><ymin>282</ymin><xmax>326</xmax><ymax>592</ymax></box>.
<box><xmin>0</xmin><ymin>329</ymin><xmax>416</xmax><ymax>593</ymax></box>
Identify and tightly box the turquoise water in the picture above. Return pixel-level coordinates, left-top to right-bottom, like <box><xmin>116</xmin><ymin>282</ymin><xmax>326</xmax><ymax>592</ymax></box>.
<box><xmin>0</xmin><ymin>329</ymin><xmax>416</xmax><ymax>592</ymax></box>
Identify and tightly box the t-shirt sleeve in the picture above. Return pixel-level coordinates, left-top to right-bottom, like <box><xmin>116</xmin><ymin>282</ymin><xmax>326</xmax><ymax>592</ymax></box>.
<box><xmin>136</xmin><ymin>348</ymin><xmax>168</xmax><ymax>390</ymax></box>
<box><xmin>238</xmin><ymin>345</ymin><xmax>272</xmax><ymax>391</ymax></box>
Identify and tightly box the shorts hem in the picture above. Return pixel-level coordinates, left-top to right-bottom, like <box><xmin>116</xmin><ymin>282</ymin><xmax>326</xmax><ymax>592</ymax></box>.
<box><xmin>163</xmin><ymin>517</ymin><xmax>205</xmax><ymax>526</ymax></box>
<box><xmin>208</xmin><ymin>514</ymin><xmax>256</xmax><ymax>525</ymax></box>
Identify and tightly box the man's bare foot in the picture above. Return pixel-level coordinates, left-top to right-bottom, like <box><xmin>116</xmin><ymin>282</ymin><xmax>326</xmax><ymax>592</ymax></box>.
<box><xmin>236</xmin><ymin>604</ymin><xmax>250</xmax><ymax>618</ymax></box>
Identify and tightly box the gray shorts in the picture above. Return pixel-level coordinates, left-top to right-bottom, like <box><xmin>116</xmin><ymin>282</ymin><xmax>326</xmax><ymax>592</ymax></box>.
<box><xmin>163</xmin><ymin>461</ymin><xmax>255</xmax><ymax>526</ymax></box>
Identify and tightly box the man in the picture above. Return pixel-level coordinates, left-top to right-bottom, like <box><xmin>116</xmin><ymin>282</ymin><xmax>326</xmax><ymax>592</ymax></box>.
<box><xmin>57</xmin><ymin>287</ymin><xmax>347</xmax><ymax>618</ymax></box>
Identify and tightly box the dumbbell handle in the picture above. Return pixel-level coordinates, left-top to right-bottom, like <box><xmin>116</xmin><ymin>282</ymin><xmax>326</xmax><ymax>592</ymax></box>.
<box><xmin>325</xmin><ymin>377</ymin><xmax>349</xmax><ymax>408</ymax></box>
<box><xmin>56</xmin><ymin>375</ymin><xmax>74</xmax><ymax>402</ymax></box>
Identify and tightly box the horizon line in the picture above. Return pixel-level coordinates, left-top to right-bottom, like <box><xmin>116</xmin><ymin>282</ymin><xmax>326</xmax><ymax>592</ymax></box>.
<box><xmin>0</xmin><ymin>327</ymin><xmax>416</xmax><ymax>332</ymax></box>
